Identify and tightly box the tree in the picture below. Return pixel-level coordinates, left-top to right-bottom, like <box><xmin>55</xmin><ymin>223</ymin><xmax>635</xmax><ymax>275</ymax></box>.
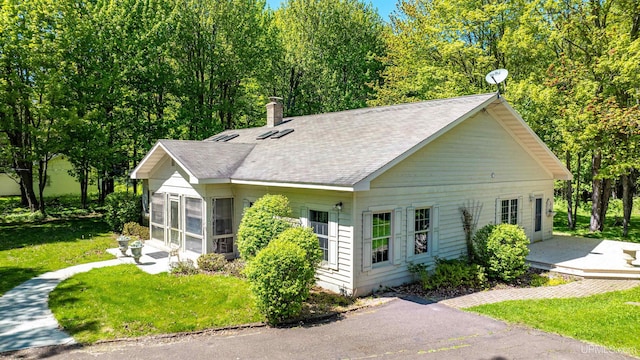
<box><xmin>274</xmin><ymin>0</ymin><xmax>386</xmax><ymax>115</ymax></box>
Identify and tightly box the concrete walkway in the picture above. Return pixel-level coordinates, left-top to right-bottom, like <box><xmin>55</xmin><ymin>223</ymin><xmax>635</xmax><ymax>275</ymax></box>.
<box><xmin>440</xmin><ymin>278</ymin><xmax>640</xmax><ymax>308</ymax></box>
<box><xmin>0</xmin><ymin>242</ymin><xmax>176</xmax><ymax>354</ymax></box>
<box><xmin>0</xmin><ymin>259</ymin><xmax>122</xmax><ymax>353</ymax></box>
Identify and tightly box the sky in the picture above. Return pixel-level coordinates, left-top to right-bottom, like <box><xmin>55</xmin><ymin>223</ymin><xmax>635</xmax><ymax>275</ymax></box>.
<box><xmin>266</xmin><ymin>0</ymin><xmax>396</xmax><ymax>21</ymax></box>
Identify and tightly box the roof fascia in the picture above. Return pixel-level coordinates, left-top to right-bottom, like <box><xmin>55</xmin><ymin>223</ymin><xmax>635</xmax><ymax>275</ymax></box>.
<box><xmin>130</xmin><ymin>141</ymin><xmax>164</xmax><ymax>179</ymax></box>
<box><xmin>130</xmin><ymin>141</ymin><xmax>203</xmax><ymax>183</ymax></box>
<box><xmin>354</xmin><ymin>93</ymin><xmax>499</xmax><ymax>189</ymax></box>
<box><xmin>230</xmin><ymin>179</ymin><xmax>355</xmax><ymax>192</ymax></box>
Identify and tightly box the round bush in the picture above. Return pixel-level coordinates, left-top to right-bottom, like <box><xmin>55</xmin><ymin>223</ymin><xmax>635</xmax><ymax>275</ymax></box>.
<box><xmin>104</xmin><ymin>192</ymin><xmax>141</xmax><ymax>232</ymax></box>
<box><xmin>236</xmin><ymin>194</ymin><xmax>293</xmax><ymax>259</ymax></box>
<box><xmin>471</xmin><ymin>223</ymin><xmax>495</xmax><ymax>267</ymax></box>
<box><xmin>274</xmin><ymin>227</ymin><xmax>322</xmax><ymax>268</ymax></box>
<box><xmin>486</xmin><ymin>223</ymin><xmax>530</xmax><ymax>282</ymax></box>
<box><xmin>244</xmin><ymin>239</ymin><xmax>316</xmax><ymax>324</ymax></box>
<box><xmin>197</xmin><ymin>253</ymin><xmax>227</xmax><ymax>272</ymax></box>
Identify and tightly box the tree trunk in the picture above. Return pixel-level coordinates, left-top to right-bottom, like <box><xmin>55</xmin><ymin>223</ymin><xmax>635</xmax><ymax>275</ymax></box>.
<box><xmin>37</xmin><ymin>157</ymin><xmax>49</xmax><ymax>215</ymax></box>
<box><xmin>590</xmin><ymin>151</ymin><xmax>608</xmax><ymax>232</ymax></box>
<box><xmin>621</xmin><ymin>173</ymin><xmax>635</xmax><ymax>237</ymax></box>
<box><xmin>565</xmin><ymin>151</ymin><xmax>575</xmax><ymax>229</ymax></box>
<box><xmin>15</xmin><ymin>160</ymin><xmax>39</xmax><ymax>211</ymax></box>
<box><xmin>573</xmin><ymin>153</ymin><xmax>581</xmax><ymax>227</ymax></box>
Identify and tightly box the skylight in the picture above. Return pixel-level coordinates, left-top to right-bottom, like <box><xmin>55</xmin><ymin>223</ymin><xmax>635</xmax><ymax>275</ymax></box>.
<box><xmin>271</xmin><ymin>129</ymin><xmax>294</xmax><ymax>139</ymax></box>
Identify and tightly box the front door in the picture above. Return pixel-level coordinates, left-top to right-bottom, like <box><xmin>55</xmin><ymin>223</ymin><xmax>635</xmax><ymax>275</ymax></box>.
<box><xmin>532</xmin><ymin>197</ymin><xmax>543</xmax><ymax>242</ymax></box>
<box><xmin>169</xmin><ymin>197</ymin><xmax>182</xmax><ymax>248</ymax></box>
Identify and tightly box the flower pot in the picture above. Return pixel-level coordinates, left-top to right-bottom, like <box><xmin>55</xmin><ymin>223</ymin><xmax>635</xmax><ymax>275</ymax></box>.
<box><xmin>116</xmin><ymin>236</ymin><xmax>131</xmax><ymax>256</ymax></box>
<box><xmin>130</xmin><ymin>246</ymin><xmax>143</xmax><ymax>263</ymax></box>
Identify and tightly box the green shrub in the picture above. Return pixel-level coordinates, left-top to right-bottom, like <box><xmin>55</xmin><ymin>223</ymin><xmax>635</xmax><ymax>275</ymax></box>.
<box><xmin>223</xmin><ymin>259</ymin><xmax>246</xmax><ymax>278</ymax></box>
<box><xmin>421</xmin><ymin>258</ymin><xmax>487</xmax><ymax>291</ymax></box>
<box><xmin>274</xmin><ymin>227</ymin><xmax>322</xmax><ymax>267</ymax></box>
<box><xmin>197</xmin><ymin>253</ymin><xmax>227</xmax><ymax>272</ymax></box>
<box><xmin>471</xmin><ymin>223</ymin><xmax>495</xmax><ymax>268</ymax></box>
<box><xmin>170</xmin><ymin>259</ymin><xmax>199</xmax><ymax>276</ymax></box>
<box><xmin>236</xmin><ymin>194</ymin><xmax>293</xmax><ymax>259</ymax></box>
<box><xmin>244</xmin><ymin>239</ymin><xmax>316</xmax><ymax>324</ymax></box>
<box><xmin>104</xmin><ymin>192</ymin><xmax>141</xmax><ymax>232</ymax></box>
<box><xmin>486</xmin><ymin>223</ymin><xmax>530</xmax><ymax>282</ymax></box>
<box><xmin>122</xmin><ymin>222</ymin><xmax>149</xmax><ymax>240</ymax></box>
<box><xmin>0</xmin><ymin>210</ymin><xmax>45</xmax><ymax>224</ymax></box>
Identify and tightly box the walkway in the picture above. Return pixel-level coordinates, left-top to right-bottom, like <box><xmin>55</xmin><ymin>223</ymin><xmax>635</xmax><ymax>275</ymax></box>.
<box><xmin>0</xmin><ymin>243</ymin><xmax>175</xmax><ymax>354</ymax></box>
<box><xmin>440</xmin><ymin>278</ymin><xmax>640</xmax><ymax>308</ymax></box>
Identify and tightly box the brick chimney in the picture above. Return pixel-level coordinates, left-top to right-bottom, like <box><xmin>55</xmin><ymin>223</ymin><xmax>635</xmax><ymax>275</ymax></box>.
<box><xmin>266</xmin><ymin>96</ymin><xmax>283</xmax><ymax>127</ymax></box>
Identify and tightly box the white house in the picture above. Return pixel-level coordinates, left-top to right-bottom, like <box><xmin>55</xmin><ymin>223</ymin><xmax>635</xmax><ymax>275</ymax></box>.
<box><xmin>131</xmin><ymin>93</ymin><xmax>571</xmax><ymax>295</ymax></box>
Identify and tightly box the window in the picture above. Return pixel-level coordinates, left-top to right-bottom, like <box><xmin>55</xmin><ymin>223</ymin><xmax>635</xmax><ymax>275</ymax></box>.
<box><xmin>372</xmin><ymin>212</ymin><xmax>391</xmax><ymax>264</ymax></box>
<box><xmin>185</xmin><ymin>198</ymin><xmax>203</xmax><ymax>253</ymax></box>
<box><xmin>310</xmin><ymin>210</ymin><xmax>329</xmax><ymax>262</ymax></box>
<box><xmin>213</xmin><ymin>198</ymin><xmax>234</xmax><ymax>254</ymax></box>
<box><xmin>414</xmin><ymin>208</ymin><xmax>430</xmax><ymax>255</ymax></box>
<box><xmin>501</xmin><ymin>198</ymin><xmax>518</xmax><ymax>225</ymax></box>
<box><xmin>150</xmin><ymin>193</ymin><xmax>164</xmax><ymax>242</ymax></box>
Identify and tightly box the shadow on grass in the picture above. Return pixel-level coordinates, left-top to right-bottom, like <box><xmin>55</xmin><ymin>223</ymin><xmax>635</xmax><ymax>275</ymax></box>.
<box><xmin>0</xmin><ymin>266</ymin><xmax>45</xmax><ymax>295</ymax></box>
<box><xmin>554</xmin><ymin>209</ymin><xmax>640</xmax><ymax>243</ymax></box>
<box><xmin>0</xmin><ymin>217</ymin><xmax>110</xmax><ymax>251</ymax></box>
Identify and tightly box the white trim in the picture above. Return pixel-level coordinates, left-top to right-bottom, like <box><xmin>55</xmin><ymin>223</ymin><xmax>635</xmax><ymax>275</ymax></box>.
<box><xmin>230</xmin><ymin>179</ymin><xmax>354</xmax><ymax>192</ymax></box>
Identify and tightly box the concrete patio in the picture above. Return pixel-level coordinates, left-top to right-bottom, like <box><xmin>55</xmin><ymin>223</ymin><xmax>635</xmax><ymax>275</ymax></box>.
<box><xmin>527</xmin><ymin>236</ymin><xmax>640</xmax><ymax>279</ymax></box>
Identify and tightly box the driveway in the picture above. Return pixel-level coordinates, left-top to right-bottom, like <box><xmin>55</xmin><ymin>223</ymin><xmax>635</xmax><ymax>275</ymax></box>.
<box><xmin>8</xmin><ymin>296</ymin><xmax>635</xmax><ymax>360</ymax></box>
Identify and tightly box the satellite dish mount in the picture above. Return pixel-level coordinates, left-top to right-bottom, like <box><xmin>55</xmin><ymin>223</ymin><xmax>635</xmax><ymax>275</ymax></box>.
<box><xmin>485</xmin><ymin>69</ymin><xmax>509</xmax><ymax>97</ymax></box>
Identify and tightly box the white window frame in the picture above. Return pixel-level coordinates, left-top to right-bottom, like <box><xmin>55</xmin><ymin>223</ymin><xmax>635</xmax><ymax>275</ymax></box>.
<box><xmin>406</xmin><ymin>204</ymin><xmax>439</xmax><ymax>260</ymax></box>
<box><xmin>212</xmin><ymin>198</ymin><xmax>234</xmax><ymax>255</ymax></box>
<box><xmin>413</xmin><ymin>207</ymin><xmax>431</xmax><ymax>255</ymax></box>
<box><xmin>372</xmin><ymin>211</ymin><xmax>392</xmax><ymax>266</ymax></box>
<box><xmin>362</xmin><ymin>207</ymin><xmax>403</xmax><ymax>271</ymax></box>
<box><xmin>184</xmin><ymin>197</ymin><xmax>204</xmax><ymax>254</ymax></box>
<box><xmin>300</xmin><ymin>206</ymin><xmax>338</xmax><ymax>270</ymax></box>
<box><xmin>150</xmin><ymin>192</ymin><xmax>165</xmax><ymax>242</ymax></box>
<box><xmin>496</xmin><ymin>196</ymin><xmax>522</xmax><ymax>225</ymax></box>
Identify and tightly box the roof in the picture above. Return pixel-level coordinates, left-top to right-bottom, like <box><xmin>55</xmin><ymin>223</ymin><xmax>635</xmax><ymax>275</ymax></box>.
<box><xmin>131</xmin><ymin>93</ymin><xmax>572</xmax><ymax>191</ymax></box>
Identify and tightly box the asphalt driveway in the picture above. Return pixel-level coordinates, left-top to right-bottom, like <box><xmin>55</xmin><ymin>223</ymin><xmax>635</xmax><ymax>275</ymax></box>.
<box><xmin>6</xmin><ymin>296</ymin><xmax>636</xmax><ymax>360</ymax></box>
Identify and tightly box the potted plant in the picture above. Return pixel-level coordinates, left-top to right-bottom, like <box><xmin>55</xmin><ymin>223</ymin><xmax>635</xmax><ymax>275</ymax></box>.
<box><xmin>117</xmin><ymin>235</ymin><xmax>131</xmax><ymax>256</ymax></box>
<box><xmin>129</xmin><ymin>240</ymin><xmax>144</xmax><ymax>264</ymax></box>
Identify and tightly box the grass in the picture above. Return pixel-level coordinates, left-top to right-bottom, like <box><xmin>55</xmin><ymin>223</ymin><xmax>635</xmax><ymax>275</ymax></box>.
<box><xmin>0</xmin><ymin>217</ymin><xmax>115</xmax><ymax>295</ymax></box>
<box><xmin>49</xmin><ymin>264</ymin><xmax>263</xmax><ymax>343</ymax></box>
<box><xmin>0</xmin><ymin>194</ymin><xmax>104</xmax><ymax>223</ymax></box>
<box><xmin>469</xmin><ymin>286</ymin><xmax>640</xmax><ymax>356</ymax></box>
<box><xmin>553</xmin><ymin>198</ymin><xmax>640</xmax><ymax>242</ymax></box>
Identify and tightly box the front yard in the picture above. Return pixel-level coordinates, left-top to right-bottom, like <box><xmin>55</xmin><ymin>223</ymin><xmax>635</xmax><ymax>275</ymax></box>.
<box><xmin>49</xmin><ymin>264</ymin><xmax>262</xmax><ymax>343</ymax></box>
<box><xmin>469</xmin><ymin>286</ymin><xmax>640</xmax><ymax>356</ymax></box>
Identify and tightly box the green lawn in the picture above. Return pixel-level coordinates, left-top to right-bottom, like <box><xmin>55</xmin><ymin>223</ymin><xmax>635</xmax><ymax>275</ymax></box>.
<box><xmin>554</xmin><ymin>198</ymin><xmax>640</xmax><ymax>242</ymax></box>
<box><xmin>469</xmin><ymin>286</ymin><xmax>640</xmax><ymax>356</ymax></box>
<box><xmin>49</xmin><ymin>264</ymin><xmax>262</xmax><ymax>343</ymax></box>
<box><xmin>0</xmin><ymin>217</ymin><xmax>115</xmax><ymax>295</ymax></box>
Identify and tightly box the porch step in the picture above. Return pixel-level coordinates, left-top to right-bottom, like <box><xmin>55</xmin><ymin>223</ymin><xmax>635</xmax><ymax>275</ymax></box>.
<box><xmin>528</xmin><ymin>260</ymin><xmax>640</xmax><ymax>280</ymax></box>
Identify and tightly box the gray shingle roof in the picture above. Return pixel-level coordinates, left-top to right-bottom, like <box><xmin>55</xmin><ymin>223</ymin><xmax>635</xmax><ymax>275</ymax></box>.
<box><xmin>134</xmin><ymin>93</ymin><xmax>570</xmax><ymax>188</ymax></box>
<box><xmin>157</xmin><ymin>140</ymin><xmax>255</xmax><ymax>180</ymax></box>
<box><xmin>212</xmin><ymin>93</ymin><xmax>497</xmax><ymax>187</ymax></box>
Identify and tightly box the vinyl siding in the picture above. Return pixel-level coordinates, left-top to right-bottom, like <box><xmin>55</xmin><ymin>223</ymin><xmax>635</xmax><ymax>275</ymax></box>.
<box><xmin>371</xmin><ymin>111</ymin><xmax>552</xmax><ymax>188</ymax></box>
<box><xmin>231</xmin><ymin>185</ymin><xmax>355</xmax><ymax>295</ymax></box>
<box><xmin>353</xmin><ymin>180</ymin><xmax>554</xmax><ymax>294</ymax></box>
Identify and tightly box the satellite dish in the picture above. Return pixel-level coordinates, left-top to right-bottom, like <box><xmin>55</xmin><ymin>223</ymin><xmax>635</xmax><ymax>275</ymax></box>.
<box><xmin>485</xmin><ymin>68</ymin><xmax>509</xmax><ymax>97</ymax></box>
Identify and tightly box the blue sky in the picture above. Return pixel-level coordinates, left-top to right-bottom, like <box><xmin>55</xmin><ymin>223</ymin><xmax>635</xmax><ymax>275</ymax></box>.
<box><xmin>266</xmin><ymin>0</ymin><xmax>396</xmax><ymax>21</ymax></box>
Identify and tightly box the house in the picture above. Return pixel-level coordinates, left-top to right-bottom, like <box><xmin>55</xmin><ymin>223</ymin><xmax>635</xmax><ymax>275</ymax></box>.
<box><xmin>0</xmin><ymin>155</ymin><xmax>96</xmax><ymax>197</ymax></box>
<box><xmin>131</xmin><ymin>93</ymin><xmax>571</xmax><ymax>295</ymax></box>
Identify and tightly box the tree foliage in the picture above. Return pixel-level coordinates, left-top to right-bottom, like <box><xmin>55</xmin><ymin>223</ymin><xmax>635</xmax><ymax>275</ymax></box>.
<box><xmin>236</xmin><ymin>194</ymin><xmax>293</xmax><ymax>259</ymax></box>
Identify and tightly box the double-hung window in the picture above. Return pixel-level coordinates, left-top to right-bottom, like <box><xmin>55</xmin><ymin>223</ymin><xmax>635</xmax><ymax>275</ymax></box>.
<box><xmin>500</xmin><ymin>198</ymin><xmax>519</xmax><ymax>225</ymax></box>
<box><xmin>310</xmin><ymin>210</ymin><xmax>329</xmax><ymax>262</ymax></box>
<box><xmin>414</xmin><ymin>208</ymin><xmax>430</xmax><ymax>255</ymax></box>
<box><xmin>372</xmin><ymin>212</ymin><xmax>391</xmax><ymax>264</ymax></box>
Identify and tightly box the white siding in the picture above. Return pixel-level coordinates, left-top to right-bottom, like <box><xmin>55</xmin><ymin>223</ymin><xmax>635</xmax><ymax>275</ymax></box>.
<box><xmin>232</xmin><ymin>185</ymin><xmax>355</xmax><ymax>295</ymax></box>
<box><xmin>352</xmin><ymin>112</ymin><xmax>558</xmax><ymax>294</ymax></box>
<box><xmin>372</xmin><ymin>112</ymin><xmax>552</xmax><ymax>188</ymax></box>
<box><xmin>149</xmin><ymin>157</ymin><xmax>205</xmax><ymax>197</ymax></box>
<box><xmin>353</xmin><ymin>180</ymin><xmax>555</xmax><ymax>294</ymax></box>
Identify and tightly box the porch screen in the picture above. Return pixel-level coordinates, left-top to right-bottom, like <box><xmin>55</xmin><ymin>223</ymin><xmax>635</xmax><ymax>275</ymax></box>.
<box><xmin>185</xmin><ymin>198</ymin><xmax>203</xmax><ymax>253</ymax></box>
<box><xmin>213</xmin><ymin>198</ymin><xmax>234</xmax><ymax>254</ymax></box>
<box><xmin>150</xmin><ymin>193</ymin><xmax>164</xmax><ymax>241</ymax></box>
